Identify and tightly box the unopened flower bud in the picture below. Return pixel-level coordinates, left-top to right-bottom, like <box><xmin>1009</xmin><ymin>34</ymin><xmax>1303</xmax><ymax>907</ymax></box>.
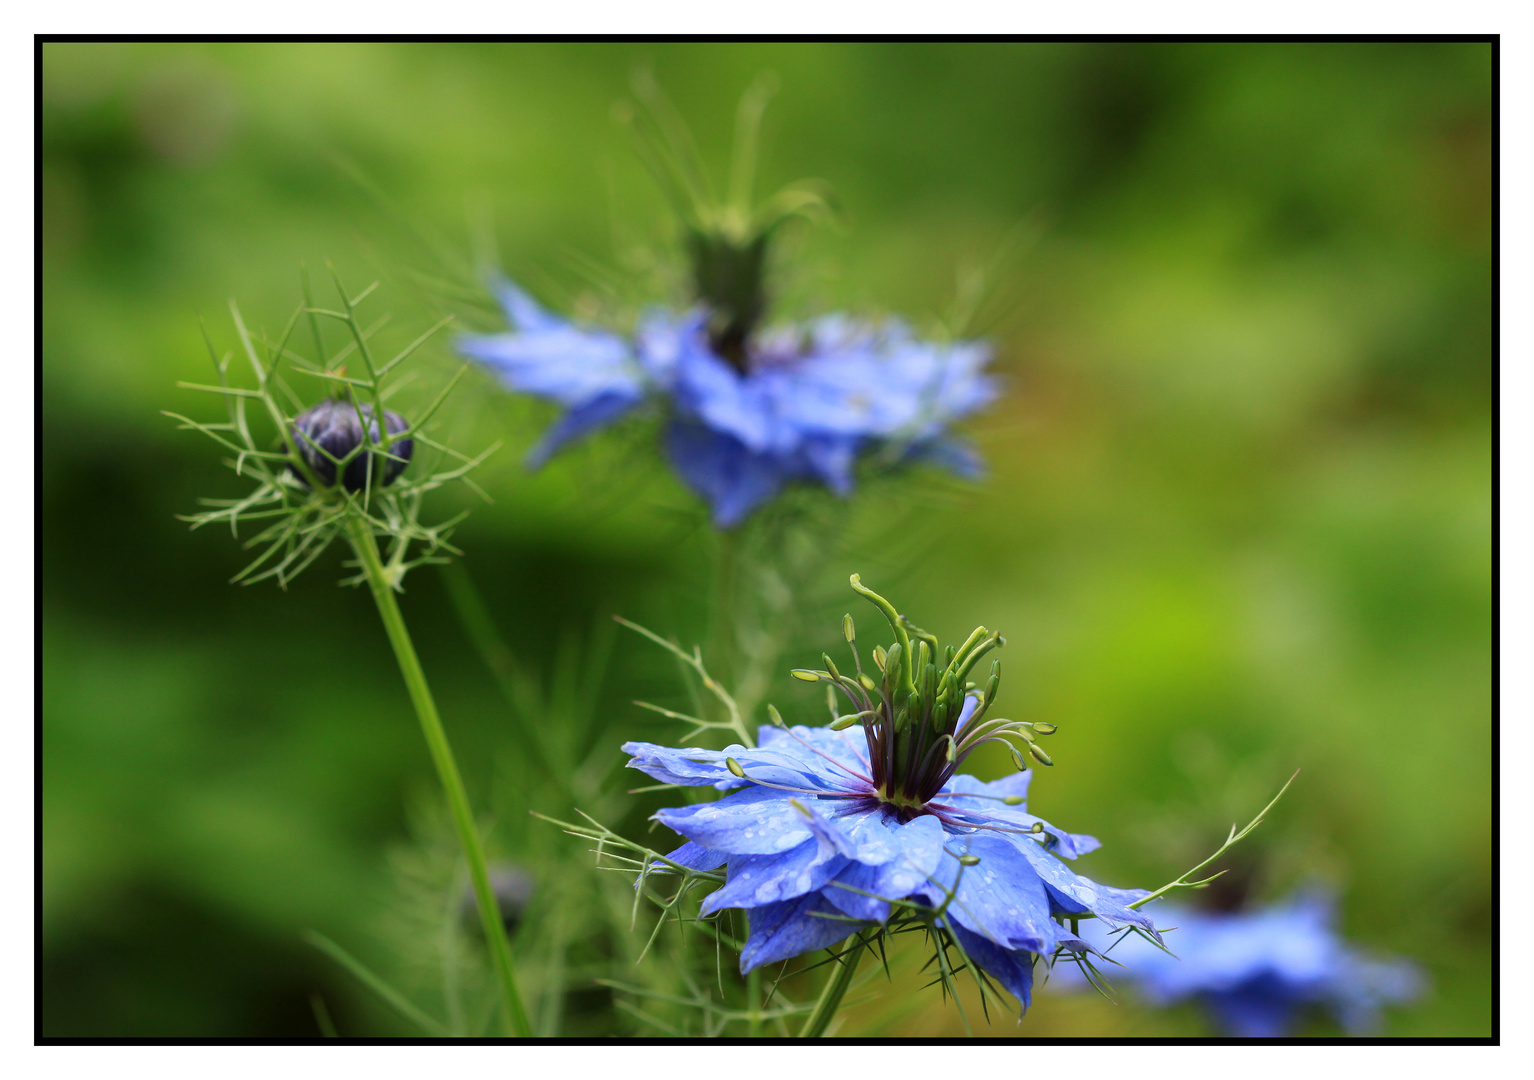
<box><xmin>791</xmin><ymin>669</ymin><xmax>824</xmax><ymax>682</ymax></box>
<box><xmin>958</xmin><ymin>854</ymin><xmax>981</xmax><ymax>866</ymax></box>
<box><xmin>1003</xmin><ymin>795</ymin><xmax>1025</xmax><ymax>806</ymax></box>
<box><xmin>767</xmin><ymin>703</ymin><xmax>786</xmax><ymax>728</ymax></box>
<box><xmin>726</xmin><ymin>757</ymin><xmax>747</xmax><ymax>778</ymax></box>
<box><xmin>872</xmin><ymin>645</ymin><xmax>888</xmax><ymax>672</ymax></box>
<box><xmin>1026</xmin><ymin>742</ymin><xmax>1054</xmax><ymax>767</ymax></box>
<box><xmin>842</xmin><ymin>614</ymin><xmax>856</xmax><ymax>643</ymax></box>
<box><xmin>1032</xmin><ymin>722</ymin><xmax>1058</xmax><ymax>736</ymax></box>
<box><xmin>291</xmin><ymin>399</ymin><xmax>412</xmax><ymax>492</ymax></box>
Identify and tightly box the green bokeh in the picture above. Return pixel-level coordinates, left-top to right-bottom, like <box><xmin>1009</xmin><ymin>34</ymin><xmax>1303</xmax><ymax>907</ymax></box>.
<box><xmin>41</xmin><ymin>41</ymin><xmax>1491</xmax><ymax>1037</ymax></box>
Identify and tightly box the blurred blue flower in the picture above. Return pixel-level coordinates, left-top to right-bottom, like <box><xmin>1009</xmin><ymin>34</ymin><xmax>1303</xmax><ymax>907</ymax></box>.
<box><xmin>1060</xmin><ymin>891</ymin><xmax>1423</xmax><ymax>1036</ymax></box>
<box><xmin>624</xmin><ymin>711</ymin><xmax>1154</xmax><ymax>1009</ymax></box>
<box><xmin>457</xmin><ymin>282</ymin><xmax>997</xmax><ymax>527</ymax></box>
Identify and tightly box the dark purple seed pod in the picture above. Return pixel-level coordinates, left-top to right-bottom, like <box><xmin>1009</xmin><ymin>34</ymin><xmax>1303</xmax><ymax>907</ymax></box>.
<box><xmin>290</xmin><ymin>399</ymin><xmax>414</xmax><ymax>492</ymax></box>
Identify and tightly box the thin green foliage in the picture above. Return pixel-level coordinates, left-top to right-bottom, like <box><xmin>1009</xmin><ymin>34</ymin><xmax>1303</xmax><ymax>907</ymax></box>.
<box><xmin>168</xmin><ymin>268</ymin><xmax>498</xmax><ymax>589</ymax></box>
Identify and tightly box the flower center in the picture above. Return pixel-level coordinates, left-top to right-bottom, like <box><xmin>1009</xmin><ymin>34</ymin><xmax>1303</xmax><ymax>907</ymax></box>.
<box><xmin>687</xmin><ymin>228</ymin><xmax>771</xmax><ymax>375</ymax></box>
<box><xmin>787</xmin><ymin>576</ymin><xmax>1065</xmax><ymax>824</ymax></box>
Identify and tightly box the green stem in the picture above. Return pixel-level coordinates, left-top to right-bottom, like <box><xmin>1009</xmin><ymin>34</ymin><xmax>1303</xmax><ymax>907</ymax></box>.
<box><xmin>797</xmin><ymin>934</ymin><xmax>868</xmax><ymax>1038</ymax></box>
<box><xmin>713</xmin><ymin>529</ymin><xmax>741</xmax><ymax>687</ymax></box>
<box><xmin>746</xmin><ymin>968</ymin><xmax>762</xmax><ymax>1038</ymax></box>
<box><xmin>345</xmin><ymin>515</ymin><xmax>533</xmax><ymax>1038</ymax></box>
<box><xmin>438</xmin><ymin>560</ymin><xmax>572</xmax><ymax>800</ymax></box>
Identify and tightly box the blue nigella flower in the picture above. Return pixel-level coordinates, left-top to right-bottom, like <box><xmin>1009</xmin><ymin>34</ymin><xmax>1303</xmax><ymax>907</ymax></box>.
<box><xmin>1059</xmin><ymin>891</ymin><xmax>1424</xmax><ymax>1036</ymax></box>
<box><xmin>622</xmin><ymin>577</ymin><xmax>1156</xmax><ymax>1012</ymax></box>
<box><xmin>457</xmin><ymin>285</ymin><xmax>996</xmax><ymax>528</ymax></box>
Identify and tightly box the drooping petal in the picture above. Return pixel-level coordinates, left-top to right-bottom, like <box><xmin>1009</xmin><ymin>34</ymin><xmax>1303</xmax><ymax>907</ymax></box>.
<box><xmin>739</xmin><ymin>892</ymin><xmax>860</xmax><ymax>974</ymax></box>
<box><xmin>797</xmin><ymin>434</ymin><xmax>860</xmax><ymax>496</ymax></box>
<box><xmin>665</xmin><ymin>421</ymin><xmax>787</xmax><ymax>529</ymax></box>
<box><xmin>699</xmin><ymin>838</ymin><xmax>848</xmax><ymax>915</ymax></box>
<box><xmin>1003</xmin><ymin>833</ymin><xmax>1156</xmax><ymax>935</ymax></box>
<box><xmin>525</xmin><ymin>389</ymin><xmax>644</xmax><ymax>468</ymax></box>
<box><xmin>947</xmin><ymin>921</ymin><xmax>1036</xmax><ymax>1010</ymax></box>
<box><xmin>918</xmin><ymin>834</ymin><xmax>1062</xmax><ymax>954</ymax></box>
<box><xmin>1205</xmin><ymin>977</ymin><xmax>1302</xmax><ymax>1038</ymax></box>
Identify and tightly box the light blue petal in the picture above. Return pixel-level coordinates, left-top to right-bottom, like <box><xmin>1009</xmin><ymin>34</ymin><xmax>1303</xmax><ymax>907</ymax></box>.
<box><xmin>699</xmin><ymin>838</ymin><xmax>848</xmax><ymax>915</ymax></box>
<box><xmin>739</xmin><ymin>892</ymin><xmax>860</xmax><ymax>974</ymax></box>
<box><xmin>671</xmin><ymin>333</ymin><xmax>774</xmax><ymax>451</ymax></box>
<box><xmin>494</xmin><ymin>280</ymin><xmax>563</xmax><ymax>334</ymax></box>
<box><xmin>919</xmin><ymin>834</ymin><xmax>1061</xmax><ymax>954</ymax></box>
<box><xmin>622</xmin><ymin>738</ymin><xmax>866</xmax><ymax>796</ymax></box>
<box><xmin>647</xmin><ymin>840</ymin><xmax>728</xmax><ymax>875</ymax></box>
<box><xmin>934</xmin><ymin>774</ymin><xmax>1100</xmax><ymax>859</ymax></box>
<box><xmin>822</xmin><ymin>812</ymin><xmax>947</xmax><ymax>922</ymax></box>
<box><xmin>756</xmin><ymin>725</ymin><xmax>877</xmax><ymax>791</ymax></box>
<box><xmin>1002</xmin><ymin>834</ymin><xmax>1155</xmax><ymax>933</ymax></box>
<box><xmin>654</xmin><ymin>786</ymin><xmax>833</xmax><ymax>855</ymax></box>
<box><xmin>621</xmin><ymin>741</ymin><xmax>752</xmax><ymax>791</ymax></box>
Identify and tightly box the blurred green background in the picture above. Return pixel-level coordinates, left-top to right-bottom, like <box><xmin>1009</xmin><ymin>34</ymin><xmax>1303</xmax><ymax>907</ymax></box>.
<box><xmin>40</xmin><ymin>41</ymin><xmax>1491</xmax><ymax>1038</ymax></box>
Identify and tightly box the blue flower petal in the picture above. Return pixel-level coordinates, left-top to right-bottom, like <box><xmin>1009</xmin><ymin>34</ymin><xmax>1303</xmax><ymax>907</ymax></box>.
<box><xmin>822</xmin><ymin>812</ymin><xmax>947</xmax><ymax>923</ymax></box>
<box><xmin>621</xmin><ymin>741</ymin><xmax>752</xmax><ymax>791</ymax></box>
<box><xmin>740</xmin><ymin>892</ymin><xmax>860</xmax><ymax>974</ymax></box>
<box><xmin>947</xmin><ymin>921</ymin><xmax>1036</xmax><ymax>1010</ymax></box>
<box><xmin>525</xmin><ymin>389</ymin><xmax>644</xmax><ymax>468</ymax></box>
<box><xmin>1206</xmin><ymin>976</ymin><xmax>1303</xmax><ymax>1037</ymax></box>
<box><xmin>935</xmin><ymin>774</ymin><xmax>1100</xmax><ymax>859</ymax></box>
<box><xmin>919</xmin><ymin>834</ymin><xmax>1061</xmax><ymax>954</ymax></box>
<box><xmin>699</xmin><ymin>838</ymin><xmax>849</xmax><ymax>915</ymax></box>
<box><xmin>647</xmin><ymin>840</ymin><xmax>728</xmax><ymax>875</ymax></box>
<box><xmin>671</xmin><ymin>332</ymin><xmax>774</xmax><ymax>451</ymax></box>
<box><xmin>622</xmin><ymin>737</ymin><xmax>866</xmax><ymax>794</ymax></box>
<box><xmin>493</xmin><ymin>280</ymin><xmax>563</xmax><ymax>334</ymax></box>
<box><xmin>665</xmin><ymin>421</ymin><xmax>787</xmax><ymax>528</ymax></box>
<box><xmin>654</xmin><ymin>786</ymin><xmax>844</xmax><ymax>855</ymax></box>
<box><xmin>904</xmin><ymin>436</ymin><xmax>987</xmax><ymax>480</ymax></box>
<box><xmin>1006</xmin><ymin>834</ymin><xmax>1156</xmax><ymax>934</ymax></box>
<box><xmin>798</xmin><ymin>435</ymin><xmax>860</xmax><ymax>496</ymax></box>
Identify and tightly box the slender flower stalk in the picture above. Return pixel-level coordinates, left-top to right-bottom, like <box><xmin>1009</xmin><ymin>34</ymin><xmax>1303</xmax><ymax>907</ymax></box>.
<box><xmin>346</xmin><ymin>516</ymin><xmax>532</xmax><ymax>1037</ymax></box>
<box><xmin>797</xmin><ymin>932</ymin><xmax>870</xmax><ymax>1038</ymax></box>
<box><xmin>171</xmin><ymin>273</ymin><xmax>531</xmax><ymax>1036</ymax></box>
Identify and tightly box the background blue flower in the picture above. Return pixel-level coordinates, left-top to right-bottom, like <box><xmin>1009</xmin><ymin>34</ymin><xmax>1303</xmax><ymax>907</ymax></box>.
<box><xmin>458</xmin><ymin>289</ymin><xmax>996</xmax><ymax>527</ymax></box>
<box><xmin>1057</xmin><ymin>890</ymin><xmax>1423</xmax><ymax>1036</ymax></box>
